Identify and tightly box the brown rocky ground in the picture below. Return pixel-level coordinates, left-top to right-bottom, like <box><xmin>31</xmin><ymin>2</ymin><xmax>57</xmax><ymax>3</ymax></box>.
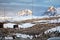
<box><xmin>0</xmin><ymin>23</ymin><xmax>60</xmax><ymax>40</ymax></box>
<box><xmin>0</xmin><ymin>16</ymin><xmax>60</xmax><ymax>40</ymax></box>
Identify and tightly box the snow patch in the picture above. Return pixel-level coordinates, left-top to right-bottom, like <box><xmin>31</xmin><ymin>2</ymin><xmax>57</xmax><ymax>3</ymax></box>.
<box><xmin>13</xmin><ymin>33</ymin><xmax>33</xmax><ymax>39</ymax></box>
<box><xmin>19</xmin><ymin>23</ymin><xmax>35</xmax><ymax>28</ymax></box>
<box><xmin>33</xmin><ymin>18</ymin><xmax>60</xmax><ymax>24</ymax></box>
<box><xmin>5</xmin><ymin>37</ymin><xmax>13</xmax><ymax>39</ymax></box>
<box><xmin>4</xmin><ymin>23</ymin><xmax>35</xmax><ymax>28</ymax></box>
<box><xmin>45</xmin><ymin>26</ymin><xmax>60</xmax><ymax>34</ymax></box>
<box><xmin>4</xmin><ymin>23</ymin><xmax>16</xmax><ymax>28</ymax></box>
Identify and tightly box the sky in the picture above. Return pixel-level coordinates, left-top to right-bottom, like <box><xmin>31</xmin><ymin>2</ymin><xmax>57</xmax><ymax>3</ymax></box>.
<box><xmin>0</xmin><ymin>0</ymin><xmax>60</xmax><ymax>17</ymax></box>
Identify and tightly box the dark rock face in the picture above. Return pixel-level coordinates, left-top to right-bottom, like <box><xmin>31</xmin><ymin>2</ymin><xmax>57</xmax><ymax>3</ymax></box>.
<box><xmin>0</xmin><ymin>23</ymin><xmax>4</xmax><ymax>28</ymax></box>
<box><xmin>13</xmin><ymin>25</ymin><xmax>18</xmax><ymax>28</ymax></box>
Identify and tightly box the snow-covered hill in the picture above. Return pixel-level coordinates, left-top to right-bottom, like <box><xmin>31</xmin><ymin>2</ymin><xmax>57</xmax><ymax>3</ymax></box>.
<box><xmin>0</xmin><ymin>15</ymin><xmax>60</xmax><ymax>22</ymax></box>
<box><xmin>0</xmin><ymin>15</ymin><xmax>60</xmax><ymax>28</ymax></box>
<box><xmin>0</xmin><ymin>15</ymin><xmax>52</xmax><ymax>22</ymax></box>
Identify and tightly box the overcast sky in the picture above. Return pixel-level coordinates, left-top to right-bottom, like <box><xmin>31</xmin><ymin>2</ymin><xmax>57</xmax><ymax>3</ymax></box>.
<box><xmin>0</xmin><ymin>0</ymin><xmax>60</xmax><ymax>17</ymax></box>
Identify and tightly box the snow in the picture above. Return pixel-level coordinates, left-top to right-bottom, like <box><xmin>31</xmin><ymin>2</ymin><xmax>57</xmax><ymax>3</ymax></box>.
<box><xmin>56</xmin><ymin>7</ymin><xmax>60</xmax><ymax>14</ymax></box>
<box><xmin>45</xmin><ymin>26</ymin><xmax>60</xmax><ymax>34</ymax></box>
<box><xmin>4</xmin><ymin>23</ymin><xmax>16</xmax><ymax>28</ymax></box>
<box><xmin>33</xmin><ymin>18</ymin><xmax>60</xmax><ymax>24</ymax></box>
<box><xmin>0</xmin><ymin>16</ymin><xmax>49</xmax><ymax>22</ymax></box>
<box><xmin>13</xmin><ymin>33</ymin><xmax>33</xmax><ymax>39</ymax></box>
<box><xmin>10</xmin><ymin>16</ymin><xmax>49</xmax><ymax>22</ymax></box>
<box><xmin>34</xmin><ymin>20</ymin><xmax>49</xmax><ymax>23</ymax></box>
<box><xmin>0</xmin><ymin>7</ymin><xmax>60</xmax><ymax>22</ymax></box>
<box><xmin>0</xmin><ymin>17</ymin><xmax>12</xmax><ymax>22</ymax></box>
<box><xmin>0</xmin><ymin>15</ymin><xmax>59</xmax><ymax>23</ymax></box>
<box><xmin>2</xmin><ymin>15</ymin><xmax>60</xmax><ymax>28</ymax></box>
<box><xmin>47</xmin><ymin>37</ymin><xmax>60</xmax><ymax>40</ymax></box>
<box><xmin>5</xmin><ymin>37</ymin><xmax>13</xmax><ymax>39</ymax></box>
<box><xmin>4</xmin><ymin>23</ymin><xmax>35</xmax><ymax>28</ymax></box>
<box><xmin>18</xmin><ymin>23</ymin><xmax>35</xmax><ymax>28</ymax></box>
<box><xmin>48</xmin><ymin>19</ymin><xmax>60</xmax><ymax>23</ymax></box>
